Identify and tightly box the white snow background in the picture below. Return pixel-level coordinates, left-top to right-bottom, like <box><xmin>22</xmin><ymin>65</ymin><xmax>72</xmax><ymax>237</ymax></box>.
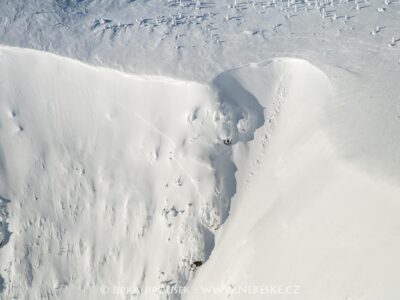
<box><xmin>0</xmin><ymin>0</ymin><xmax>400</xmax><ymax>299</ymax></box>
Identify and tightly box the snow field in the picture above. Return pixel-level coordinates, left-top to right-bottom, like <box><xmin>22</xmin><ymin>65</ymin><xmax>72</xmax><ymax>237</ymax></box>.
<box><xmin>0</xmin><ymin>46</ymin><xmax>261</xmax><ymax>299</ymax></box>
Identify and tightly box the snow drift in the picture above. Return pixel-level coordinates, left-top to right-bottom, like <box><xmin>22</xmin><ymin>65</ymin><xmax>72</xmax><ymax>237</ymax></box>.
<box><xmin>1</xmin><ymin>46</ymin><xmax>400</xmax><ymax>300</ymax></box>
<box><xmin>187</xmin><ymin>58</ymin><xmax>400</xmax><ymax>299</ymax></box>
<box><xmin>0</xmin><ymin>46</ymin><xmax>262</xmax><ymax>299</ymax></box>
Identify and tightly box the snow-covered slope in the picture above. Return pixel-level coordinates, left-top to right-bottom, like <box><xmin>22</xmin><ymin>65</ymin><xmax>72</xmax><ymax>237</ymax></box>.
<box><xmin>1</xmin><ymin>0</ymin><xmax>400</xmax><ymax>299</ymax></box>
<box><xmin>0</xmin><ymin>46</ymin><xmax>263</xmax><ymax>299</ymax></box>
<box><xmin>1</xmin><ymin>0</ymin><xmax>399</xmax><ymax>81</ymax></box>
<box><xmin>186</xmin><ymin>58</ymin><xmax>400</xmax><ymax>299</ymax></box>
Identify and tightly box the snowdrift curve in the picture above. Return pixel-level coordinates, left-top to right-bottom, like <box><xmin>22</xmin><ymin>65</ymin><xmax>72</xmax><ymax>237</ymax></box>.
<box><xmin>186</xmin><ymin>58</ymin><xmax>400</xmax><ymax>300</ymax></box>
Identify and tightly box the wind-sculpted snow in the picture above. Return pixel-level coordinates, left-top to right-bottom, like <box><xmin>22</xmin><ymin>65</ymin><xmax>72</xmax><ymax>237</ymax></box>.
<box><xmin>186</xmin><ymin>58</ymin><xmax>400</xmax><ymax>300</ymax></box>
<box><xmin>1</xmin><ymin>0</ymin><xmax>399</xmax><ymax>81</ymax></box>
<box><xmin>0</xmin><ymin>46</ymin><xmax>264</xmax><ymax>299</ymax></box>
<box><xmin>1</xmin><ymin>45</ymin><xmax>400</xmax><ymax>300</ymax></box>
<box><xmin>1</xmin><ymin>0</ymin><xmax>400</xmax><ymax>299</ymax></box>
<box><xmin>0</xmin><ymin>197</ymin><xmax>11</xmax><ymax>249</ymax></box>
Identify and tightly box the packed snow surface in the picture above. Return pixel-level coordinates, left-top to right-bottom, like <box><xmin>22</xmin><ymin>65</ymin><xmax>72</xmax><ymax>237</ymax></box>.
<box><xmin>0</xmin><ymin>0</ymin><xmax>400</xmax><ymax>299</ymax></box>
<box><xmin>187</xmin><ymin>57</ymin><xmax>400</xmax><ymax>300</ymax></box>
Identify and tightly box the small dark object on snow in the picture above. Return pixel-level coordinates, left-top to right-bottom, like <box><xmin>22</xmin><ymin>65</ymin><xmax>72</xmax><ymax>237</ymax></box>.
<box><xmin>191</xmin><ymin>261</ymin><xmax>203</xmax><ymax>268</ymax></box>
<box><xmin>223</xmin><ymin>138</ymin><xmax>232</xmax><ymax>145</ymax></box>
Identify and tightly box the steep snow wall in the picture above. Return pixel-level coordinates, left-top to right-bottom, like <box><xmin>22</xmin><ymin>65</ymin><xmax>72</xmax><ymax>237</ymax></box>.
<box><xmin>0</xmin><ymin>46</ymin><xmax>263</xmax><ymax>299</ymax></box>
<box><xmin>186</xmin><ymin>58</ymin><xmax>400</xmax><ymax>299</ymax></box>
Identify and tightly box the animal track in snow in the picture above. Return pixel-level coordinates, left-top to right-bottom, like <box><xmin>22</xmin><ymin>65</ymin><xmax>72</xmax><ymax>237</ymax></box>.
<box><xmin>244</xmin><ymin>82</ymin><xmax>287</xmax><ymax>189</ymax></box>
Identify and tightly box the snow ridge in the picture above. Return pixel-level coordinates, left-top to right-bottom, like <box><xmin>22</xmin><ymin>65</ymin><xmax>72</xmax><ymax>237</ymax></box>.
<box><xmin>0</xmin><ymin>46</ymin><xmax>264</xmax><ymax>299</ymax></box>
